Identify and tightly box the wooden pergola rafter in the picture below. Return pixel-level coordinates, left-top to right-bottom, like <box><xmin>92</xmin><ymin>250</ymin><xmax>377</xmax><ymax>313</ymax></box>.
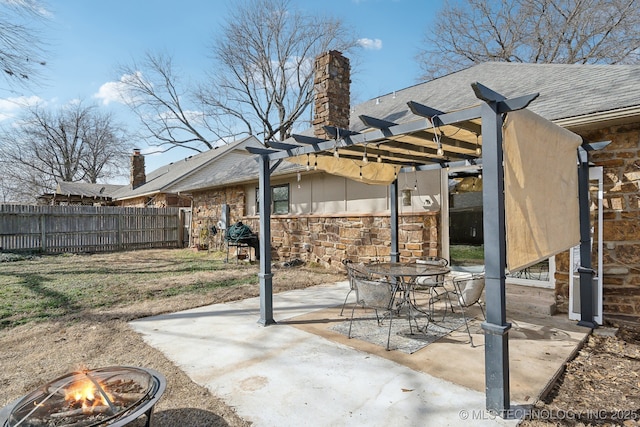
<box><xmin>246</xmin><ymin>82</ymin><xmax>604</xmax><ymax>418</ymax></box>
<box><xmin>252</xmin><ymin>109</ymin><xmax>483</xmax><ymax>167</ymax></box>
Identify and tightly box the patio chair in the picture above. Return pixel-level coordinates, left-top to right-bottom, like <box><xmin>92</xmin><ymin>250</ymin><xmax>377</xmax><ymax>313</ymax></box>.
<box><xmin>417</xmin><ymin>256</ymin><xmax>449</xmax><ymax>267</ymax></box>
<box><xmin>348</xmin><ymin>277</ymin><xmax>400</xmax><ymax>351</ymax></box>
<box><xmin>340</xmin><ymin>260</ymin><xmax>371</xmax><ymax>316</ymax></box>
<box><xmin>450</xmin><ymin>274</ymin><xmax>486</xmax><ymax>347</ymax></box>
<box><xmin>413</xmin><ymin>257</ymin><xmax>454</xmax><ymax>319</ymax></box>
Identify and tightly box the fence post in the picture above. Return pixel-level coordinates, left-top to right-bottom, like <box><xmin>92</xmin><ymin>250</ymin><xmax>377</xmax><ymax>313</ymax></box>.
<box><xmin>40</xmin><ymin>213</ymin><xmax>46</xmax><ymax>253</ymax></box>
<box><xmin>118</xmin><ymin>210</ymin><xmax>123</xmax><ymax>251</ymax></box>
<box><xmin>178</xmin><ymin>209</ymin><xmax>184</xmax><ymax>248</ymax></box>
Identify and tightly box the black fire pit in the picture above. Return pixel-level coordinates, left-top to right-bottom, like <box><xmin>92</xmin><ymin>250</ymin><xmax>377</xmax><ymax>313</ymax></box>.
<box><xmin>0</xmin><ymin>366</ymin><xmax>166</xmax><ymax>427</ymax></box>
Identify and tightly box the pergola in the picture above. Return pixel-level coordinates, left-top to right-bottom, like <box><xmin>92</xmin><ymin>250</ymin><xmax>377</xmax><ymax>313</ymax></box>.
<box><xmin>247</xmin><ymin>82</ymin><xmax>604</xmax><ymax>416</ymax></box>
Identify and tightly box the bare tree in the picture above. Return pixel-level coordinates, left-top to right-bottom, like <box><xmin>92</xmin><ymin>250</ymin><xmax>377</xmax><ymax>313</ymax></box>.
<box><xmin>418</xmin><ymin>0</ymin><xmax>640</xmax><ymax>80</ymax></box>
<box><xmin>118</xmin><ymin>53</ymin><xmax>215</xmax><ymax>154</ymax></box>
<box><xmin>0</xmin><ymin>102</ymin><xmax>129</xmax><ymax>202</ymax></box>
<box><xmin>0</xmin><ymin>0</ymin><xmax>48</xmax><ymax>89</ymax></box>
<box><xmin>118</xmin><ymin>0</ymin><xmax>356</xmax><ymax>153</ymax></box>
<box><xmin>202</xmin><ymin>0</ymin><xmax>356</xmax><ymax>142</ymax></box>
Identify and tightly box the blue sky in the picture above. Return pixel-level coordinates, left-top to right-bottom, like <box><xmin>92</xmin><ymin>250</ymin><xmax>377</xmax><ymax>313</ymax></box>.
<box><xmin>0</xmin><ymin>0</ymin><xmax>443</xmax><ymax>176</ymax></box>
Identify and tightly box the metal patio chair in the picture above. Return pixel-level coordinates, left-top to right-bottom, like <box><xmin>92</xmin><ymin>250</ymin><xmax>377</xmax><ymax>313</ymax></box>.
<box><xmin>348</xmin><ymin>277</ymin><xmax>400</xmax><ymax>351</ymax></box>
<box><xmin>450</xmin><ymin>274</ymin><xmax>486</xmax><ymax>347</ymax></box>
<box><xmin>413</xmin><ymin>257</ymin><xmax>454</xmax><ymax>319</ymax></box>
<box><xmin>340</xmin><ymin>260</ymin><xmax>371</xmax><ymax>316</ymax></box>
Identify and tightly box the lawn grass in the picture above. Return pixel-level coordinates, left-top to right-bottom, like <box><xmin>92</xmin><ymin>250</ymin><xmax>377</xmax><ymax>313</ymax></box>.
<box><xmin>449</xmin><ymin>244</ymin><xmax>484</xmax><ymax>266</ymax></box>
<box><xmin>0</xmin><ymin>249</ymin><xmax>259</xmax><ymax>329</ymax></box>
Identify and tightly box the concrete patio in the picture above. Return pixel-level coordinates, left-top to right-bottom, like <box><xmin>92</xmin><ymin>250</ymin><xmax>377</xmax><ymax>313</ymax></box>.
<box><xmin>130</xmin><ymin>280</ymin><xmax>590</xmax><ymax>426</ymax></box>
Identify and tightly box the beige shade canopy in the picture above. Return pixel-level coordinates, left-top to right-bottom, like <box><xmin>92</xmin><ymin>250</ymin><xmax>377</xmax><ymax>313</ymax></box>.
<box><xmin>279</xmin><ymin>103</ymin><xmax>583</xmax><ymax>273</ymax></box>
<box><xmin>503</xmin><ymin>109</ymin><xmax>582</xmax><ymax>272</ymax></box>
<box><xmin>250</xmin><ymin>84</ymin><xmax>586</xmax><ymax>276</ymax></box>
<box><xmin>283</xmin><ymin>105</ymin><xmax>483</xmax><ymax>185</ymax></box>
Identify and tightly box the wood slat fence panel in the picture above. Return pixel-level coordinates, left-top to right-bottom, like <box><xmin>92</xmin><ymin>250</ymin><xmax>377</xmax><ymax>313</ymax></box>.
<box><xmin>0</xmin><ymin>204</ymin><xmax>181</xmax><ymax>253</ymax></box>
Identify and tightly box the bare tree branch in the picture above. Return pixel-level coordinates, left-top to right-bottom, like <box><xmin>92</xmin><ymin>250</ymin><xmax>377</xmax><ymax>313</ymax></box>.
<box><xmin>117</xmin><ymin>0</ymin><xmax>356</xmax><ymax>152</ymax></box>
<box><xmin>117</xmin><ymin>53</ymin><xmax>214</xmax><ymax>154</ymax></box>
<box><xmin>0</xmin><ymin>0</ymin><xmax>49</xmax><ymax>89</ymax></box>
<box><xmin>0</xmin><ymin>101</ymin><xmax>129</xmax><ymax>202</ymax></box>
<box><xmin>418</xmin><ymin>0</ymin><xmax>640</xmax><ymax>80</ymax></box>
<box><xmin>204</xmin><ymin>0</ymin><xmax>357</xmax><ymax>142</ymax></box>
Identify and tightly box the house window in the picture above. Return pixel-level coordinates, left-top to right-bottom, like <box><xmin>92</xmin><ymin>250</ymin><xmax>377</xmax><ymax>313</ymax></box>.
<box><xmin>256</xmin><ymin>184</ymin><xmax>290</xmax><ymax>215</ymax></box>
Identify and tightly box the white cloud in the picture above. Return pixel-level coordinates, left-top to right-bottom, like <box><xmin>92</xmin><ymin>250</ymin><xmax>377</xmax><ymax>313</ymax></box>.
<box><xmin>93</xmin><ymin>81</ymin><xmax>126</xmax><ymax>105</ymax></box>
<box><xmin>358</xmin><ymin>38</ymin><xmax>383</xmax><ymax>50</ymax></box>
<box><xmin>93</xmin><ymin>72</ymin><xmax>143</xmax><ymax>105</ymax></box>
<box><xmin>0</xmin><ymin>95</ymin><xmax>43</xmax><ymax>121</ymax></box>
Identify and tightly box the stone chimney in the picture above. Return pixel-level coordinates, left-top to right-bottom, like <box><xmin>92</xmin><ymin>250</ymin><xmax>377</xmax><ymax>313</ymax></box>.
<box><xmin>313</xmin><ymin>50</ymin><xmax>351</xmax><ymax>140</ymax></box>
<box><xmin>130</xmin><ymin>148</ymin><xmax>146</xmax><ymax>189</ymax></box>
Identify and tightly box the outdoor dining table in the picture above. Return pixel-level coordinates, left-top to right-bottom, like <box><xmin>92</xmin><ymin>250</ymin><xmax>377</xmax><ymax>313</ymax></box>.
<box><xmin>363</xmin><ymin>261</ymin><xmax>451</xmax><ymax>325</ymax></box>
<box><xmin>364</xmin><ymin>261</ymin><xmax>450</xmax><ymax>281</ymax></box>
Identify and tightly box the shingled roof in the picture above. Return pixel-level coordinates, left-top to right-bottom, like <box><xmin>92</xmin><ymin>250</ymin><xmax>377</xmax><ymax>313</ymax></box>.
<box><xmin>263</xmin><ymin>62</ymin><xmax>639</xmax><ymax>175</ymax></box>
<box><xmin>101</xmin><ymin>62</ymin><xmax>640</xmax><ymax>200</ymax></box>
<box><xmin>112</xmin><ymin>136</ymin><xmax>263</xmax><ymax>200</ymax></box>
<box><xmin>56</xmin><ymin>182</ymin><xmax>124</xmax><ymax>198</ymax></box>
<box><xmin>348</xmin><ymin>62</ymin><xmax>640</xmax><ymax>133</ymax></box>
<box><xmin>109</xmin><ymin>135</ymin><xmax>304</xmax><ymax>200</ymax></box>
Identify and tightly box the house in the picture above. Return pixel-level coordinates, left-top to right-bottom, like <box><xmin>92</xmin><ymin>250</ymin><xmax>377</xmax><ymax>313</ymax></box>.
<box><xmin>47</xmin><ymin>52</ymin><xmax>640</xmax><ymax>322</ymax></box>
<box><xmin>38</xmin><ymin>182</ymin><xmax>124</xmax><ymax>206</ymax></box>
<box><xmin>166</xmin><ymin>53</ymin><xmax>640</xmax><ymax>322</ymax></box>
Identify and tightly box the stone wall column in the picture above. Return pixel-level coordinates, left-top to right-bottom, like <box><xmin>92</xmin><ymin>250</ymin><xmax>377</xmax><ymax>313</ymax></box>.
<box><xmin>313</xmin><ymin>51</ymin><xmax>351</xmax><ymax>140</ymax></box>
<box><xmin>554</xmin><ymin>122</ymin><xmax>640</xmax><ymax>320</ymax></box>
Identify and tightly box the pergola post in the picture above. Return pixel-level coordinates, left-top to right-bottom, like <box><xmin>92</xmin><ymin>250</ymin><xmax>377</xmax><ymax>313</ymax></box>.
<box><xmin>577</xmin><ymin>147</ymin><xmax>597</xmax><ymax>328</ymax></box>
<box><xmin>472</xmin><ymin>82</ymin><xmax>542</xmax><ymax>416</ymax></box>
<box><xmin>390</xmin><ymin>179</ymin><xmax>399</xmax><ymax>262</ymax></box>
<box><xmin>257</xmin><ymin>154</ymin><xmax>275</xmax><ymax>326</ymax></box>
<box><xmin>475</xmin><ymin>85</ymin><xmax>512</xmax><ymax>416</ymax></box>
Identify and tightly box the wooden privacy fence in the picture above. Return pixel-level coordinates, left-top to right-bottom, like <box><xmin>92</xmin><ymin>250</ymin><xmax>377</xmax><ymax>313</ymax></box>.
<box><xmin>0</xmin><ymin>205</ymin><xmax>183</xmax><ymax>253</ymax></box>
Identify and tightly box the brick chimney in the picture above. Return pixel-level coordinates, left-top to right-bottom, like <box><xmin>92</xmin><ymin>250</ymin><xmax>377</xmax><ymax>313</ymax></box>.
<box><xmin>313</xmin><ymin>50</ymin><xmax>351</xmax><ymax>140</ymax></box>
<box><xmin>130</xmin><ymin>148</ymin><xmax>146</xmax><ymax>189</ymax></box>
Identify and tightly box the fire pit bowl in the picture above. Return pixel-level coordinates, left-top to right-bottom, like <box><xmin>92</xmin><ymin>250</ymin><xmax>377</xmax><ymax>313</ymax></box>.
<box><xmin>0</xmin><ymin>366</ymin><xmax>166</xmax><ymax>427</ymax></box>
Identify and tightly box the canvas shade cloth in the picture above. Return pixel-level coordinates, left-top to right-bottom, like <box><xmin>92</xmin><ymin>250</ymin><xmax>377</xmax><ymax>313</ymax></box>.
<box><xmin>503</xmin><ymin>109</ymin><xmax>582</xmax><ymax>272</ymax></box>
<box><xmin>289</xmin><ymin>154</ymin><xmax>399</xmax><ymax>185</ymax></box>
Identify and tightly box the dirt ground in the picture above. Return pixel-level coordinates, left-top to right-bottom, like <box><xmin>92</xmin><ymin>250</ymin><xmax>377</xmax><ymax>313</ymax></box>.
<box><xmin>1</xmin><ymin>251</ymin><xmax>639</xmax><ymax>426</ymax></box>
<box><xmin>0</xmin><ymin>251</ymin><xmax>343</xmax><ymax>426</ymax></box>
<box><xmin>520</xmin><ymin>322</ymin><xmax>640</xmax><ymax>427</ymax></box>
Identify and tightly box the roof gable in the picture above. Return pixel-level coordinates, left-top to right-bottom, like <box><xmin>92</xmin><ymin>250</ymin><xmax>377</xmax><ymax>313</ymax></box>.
<box><xmin>113</xmin><ymin>136</ymin><xmax>264</xmax><ymax>199</ymax></box>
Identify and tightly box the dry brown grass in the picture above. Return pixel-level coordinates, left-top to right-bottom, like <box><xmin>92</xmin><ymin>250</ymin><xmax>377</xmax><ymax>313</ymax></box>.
<box><xmin>0</xmin><ymin>248</ymin><xmax>344</xmax><ymax>426</ymax></box>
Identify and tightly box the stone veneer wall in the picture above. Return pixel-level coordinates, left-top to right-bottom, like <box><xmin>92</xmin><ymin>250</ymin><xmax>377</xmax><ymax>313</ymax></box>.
<box><xmin>189</xmin><ymin>186</ymin><xmax>440</xmax><ymax>267</ymax></box>
<box><xmin>242</xmin><ymin>212</ymin><xmax>440</xmax><ymax>269</ymax></box>
<box><xmin>554</xmin><ymin>122</ymin><xmax>640</xmax><ymax>320</ymax></box>
<box><xmin>190</xmin><ymin>186</ymin><xmax>246</xmax><ymax>250</ymax></box>
<box><xmin>118</xmin><ymin>196</ymin><xmax>149</xmax><ymax>207</ymax></box>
